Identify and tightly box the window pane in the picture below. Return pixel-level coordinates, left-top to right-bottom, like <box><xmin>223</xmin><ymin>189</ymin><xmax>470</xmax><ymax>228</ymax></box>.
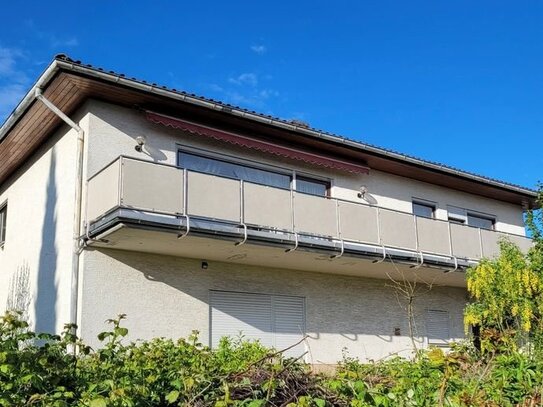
<box><xmin>296</xmin><ymin>178</ymin><xmax>328</xmax><ymax>196</ymax></box>
<box><xmin>468</xmin><ymin>214</ymin><xmax>494</xmax><ymax>230</ymax></box>
<box><xmin>179</xmin><ymin>152</ymin><xmax>291</xmax><ymax>189</ymax></box>
<box><xmin>413</xmin><ymin>202</ymin><xmax>434</xmax><ymax>218</ymax></box>
<box><xmin>0</xmin><ymin>205</ymin><xmax>6</xmax><ymax>244</ymax></box>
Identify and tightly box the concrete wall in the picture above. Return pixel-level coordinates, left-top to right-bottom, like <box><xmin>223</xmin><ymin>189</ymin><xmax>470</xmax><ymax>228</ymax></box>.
<box><xmin>80</xmin><ymin>248</ymin><xmax>467</xmax><ymax>364</ymax></box>
<box><xmin>83</xmin><ymin>100</ymin><xmax>526</xmax><ymax>236</ymax></box>
<box><xmin>0</xmin><ymin>111</ymin><xmax>89</xmax><ymax>333</ymax></box>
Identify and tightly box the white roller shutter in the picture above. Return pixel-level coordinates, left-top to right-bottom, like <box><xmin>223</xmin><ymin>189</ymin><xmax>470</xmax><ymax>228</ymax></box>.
<box><xmin>210</xmin><ymin>290</ymin><xmax>305</xmax><ymax>357</ymax></box>
<box><xmin>426</xmin><ymin>309</ymin><xmax>450</xmax><ymax>346</ymax></box>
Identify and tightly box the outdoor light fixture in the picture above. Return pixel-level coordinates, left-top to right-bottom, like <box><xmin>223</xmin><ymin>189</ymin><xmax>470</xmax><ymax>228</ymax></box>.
<box><xmin>357</xmin><ymin>185</ymin><xmax>368</xmax><ymax>199</ymax></box>
<box><xmin>135</xmin><ymin>136</ymin><xmax>146</xmax><ymax>152</ymax></box>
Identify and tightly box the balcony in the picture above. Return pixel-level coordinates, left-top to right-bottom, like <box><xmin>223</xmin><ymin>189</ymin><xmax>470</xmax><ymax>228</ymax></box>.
<box><xmin>86</xmin><ymin>157</ymin><xmax>532</xmax><ymax>273</ymax></box>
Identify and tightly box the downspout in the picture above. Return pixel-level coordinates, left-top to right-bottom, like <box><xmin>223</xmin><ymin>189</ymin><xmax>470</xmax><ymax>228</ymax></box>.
<box><xmin>35</xmin><ymin>88</ymin><xmax>84</xmax><ymax>336</ymax></box>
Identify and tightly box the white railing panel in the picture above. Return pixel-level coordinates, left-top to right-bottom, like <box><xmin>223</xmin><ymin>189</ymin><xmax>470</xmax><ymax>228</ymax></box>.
<box><xmin>87</xmin><ymin>159</ymin><xmax>120</xmax><ymax>221</ymax></box>
<box><xmin>338</xmin><ymin>202</ymin><xmax>379</xmax><ymax>244</ymax></box>
<box><xmin>508</xmin><ymin>234</ymin><xmax>533</xmax><ymax>254</ymax></box>
<box><xmin>416</xmin><ymin>217</ymin><xmax>451</xmax><ymax>255</ymax></box>
<box><xmin>481</xmin><ymin>229</ymin><xmax>507</xmax><ymax>258</ymax></box>
<box><xmin>244</xmin><ymin>183</ymin><xmax>292</xmax><ymax>230</ymax></box>
<box><xmin>87</xmin><ymin>157</ymin><xmax>534</xmax><ymax>262</ymax></box>
<box><xmin>121</xmin><ymin>159</ymin><xmax>184</xmax><ymax>214</ymax></box>
<box><xmin>187</xmin><ymin>172</ymin><xmax>241</xmax><ymax>222</ymax></box>
<box><xmin>294</xmin><ymin>193</ymin><xmax>337</xmax><ymax>237</ymax></box>
<box><xmin>450</xmin><ymin>223</ymin><xmax>481</xmax><ymax>259</ymax></box>
<box><xmin>380</xmin><ymin>210</ymin><xmax>417</xmax><ymax>250</ymax></box>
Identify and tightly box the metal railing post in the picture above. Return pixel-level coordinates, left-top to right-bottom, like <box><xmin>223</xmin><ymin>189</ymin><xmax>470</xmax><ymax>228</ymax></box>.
<box><xmin>291</xmin><ymin>189</ymin><xmax>296</xmax><ymax>233</ymax></box>
<box><xmin>413</xmin><ymin>214</ymin><xmax>420</xmax><ymax>251</ymax></box>
<box><xmin>182</xmin><ymin>168</ymin><xmax>188</xmax><ymax>215</ymax></box>
<box><xmin>336</xmin><ymin>199</ymin><xmax>341</xmax><ymax>239</ymax></box>
<box><xmin>447</xmin><ymin>221</ymin><xmax>454</xmax><ymax>256</ymax></box>
<box><xmin>376</xmin><ymin>207</ymin><xmax>382</xmax><ymax>245</ymax></box>
<box><xmin>118</xmin><ymin>157</ymin><xmax>124</xmax><ymax>207</ymax></box>
<box><xmin>239</xmin><ymin>179</ymin><xmax>245</xmax><ymax>224</ymax></box>
<box><xmin>478</xmin><ymin>227</ymin><xmax>484</xmax><ymax>259</ymax></box>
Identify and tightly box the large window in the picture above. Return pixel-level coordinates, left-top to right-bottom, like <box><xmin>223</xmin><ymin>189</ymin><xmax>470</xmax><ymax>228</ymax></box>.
<box><xmin>0</xmin><ymin>203</ymin><xmax>6</xmax><ymax>246</ymax></box>
<box><xmin>179</xmin><ymin>151</ymin><xmax>291</xmax><ymax>189</ymax></box>
<box><xmin>178</xmin><ymin>150</ymin><xmax>330</xmax><ymax>197</ymax></box>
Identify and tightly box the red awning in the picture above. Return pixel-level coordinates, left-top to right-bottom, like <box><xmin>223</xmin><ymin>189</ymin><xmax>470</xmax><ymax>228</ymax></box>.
<box><xmin>145</xmin><ymin>111</ymin><xmax>369</xmax><ymax>174</ymax></box>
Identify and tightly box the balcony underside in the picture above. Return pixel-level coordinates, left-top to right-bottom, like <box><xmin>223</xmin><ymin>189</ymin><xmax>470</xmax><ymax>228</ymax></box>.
<box><xmin>87</xmin><ymin>208</ymin><xmax>468</xmax><ymax>287</ymax></box>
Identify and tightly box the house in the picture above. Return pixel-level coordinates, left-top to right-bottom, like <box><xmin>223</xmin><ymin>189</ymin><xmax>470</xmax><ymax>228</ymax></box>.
<box><xmin>0</xmin><ymin>55</ymin><xmax>536</xmax><ymax>364</ymax></box>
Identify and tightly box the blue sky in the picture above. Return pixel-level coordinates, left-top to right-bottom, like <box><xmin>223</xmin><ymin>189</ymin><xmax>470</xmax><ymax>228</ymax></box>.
<box><xmin>1</xmin><ymin>1</ymin><xmax>542</xmax><ymax>189</ymax></box>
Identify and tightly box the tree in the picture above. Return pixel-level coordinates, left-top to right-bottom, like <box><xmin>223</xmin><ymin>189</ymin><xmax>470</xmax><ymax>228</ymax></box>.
<box><xmin>464</xmin><ymin>188</ymin><xmax>543</xmax><ymax>353</ymax></box>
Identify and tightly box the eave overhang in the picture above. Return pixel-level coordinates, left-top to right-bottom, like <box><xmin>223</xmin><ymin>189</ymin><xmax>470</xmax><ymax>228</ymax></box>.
<box><xmin>0</xmin><ymin>55</ymin><xmax>538</xmax><ymax>208</ymax></box>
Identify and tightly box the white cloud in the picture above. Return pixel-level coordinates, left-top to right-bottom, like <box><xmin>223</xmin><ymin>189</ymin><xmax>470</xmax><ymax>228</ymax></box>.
<box><xmin>0</xmin><ymin>47</ymin><xmax>24</xmax><ymax>76</ymax></box>
<box><xmin>259</xmin><ymin>89</ymin><xmax>279</xmax><ymax>99</ymax></box>
<box><xmin>0</xmin><ymin>47</ymin><xmax>30</xmax><ymax>120</ymax></box>
<box><xmin>50</xmin><ymin>36</ymin><xmax>79</xmax><ymax>48</ymax></box>
<box><xmin>228</xmin><ymin>73</ymin><xmax>258</xmax><ymax>87</ymax></box>
<box><xmin>0</xmin><ymin>83</ymin><xmax>27</xmax><ymax>116</ymax></box>
<box><xmin>24</xmin><ymin>19</ymin><xmax>79</xmax><ymax>49</ymax></box>
<box><xmin>250</xmin><ymin>45</ymin><xmax>266</xmax><ymax>55</ymax></box>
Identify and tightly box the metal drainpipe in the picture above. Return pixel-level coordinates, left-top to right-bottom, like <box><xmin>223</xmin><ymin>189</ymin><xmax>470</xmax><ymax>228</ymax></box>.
<box><xmin>35</xmin><ymin>88</ymin><xmax>84</xmax><ymax>337</ymax></box>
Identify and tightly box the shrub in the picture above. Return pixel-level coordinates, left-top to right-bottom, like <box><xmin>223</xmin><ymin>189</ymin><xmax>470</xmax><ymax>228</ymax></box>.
<box><xmin>3</xmin><ymin>312</ymin><xmax>543</xmax><ymax>406</ymax></box>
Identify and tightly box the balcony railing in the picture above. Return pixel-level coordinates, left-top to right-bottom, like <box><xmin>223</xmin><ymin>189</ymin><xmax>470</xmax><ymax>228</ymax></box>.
<box><xmin>86</xmin><ymin>156</ymin><xmax>533</xmax><ymax>261</ymax></box>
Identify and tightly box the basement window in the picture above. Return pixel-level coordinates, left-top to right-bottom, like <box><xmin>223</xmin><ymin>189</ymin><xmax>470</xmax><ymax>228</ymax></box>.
<box><xmin>0</xmin><ymin>203</ymin><xmax>6</xmax><ymax>246</ymax></box>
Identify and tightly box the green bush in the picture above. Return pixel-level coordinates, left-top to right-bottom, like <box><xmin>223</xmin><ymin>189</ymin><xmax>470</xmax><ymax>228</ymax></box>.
<box><xmin>2</xmin><ymin>312</ymin><xmax>543</xmax><ymax>406</ymax></box>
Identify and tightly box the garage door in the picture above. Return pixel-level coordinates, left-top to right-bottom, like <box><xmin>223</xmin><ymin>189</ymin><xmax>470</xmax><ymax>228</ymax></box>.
<box><xmin>210</xmin><ymin>290</ymin><xmax>305</xmax><ymax>357</ymax></box>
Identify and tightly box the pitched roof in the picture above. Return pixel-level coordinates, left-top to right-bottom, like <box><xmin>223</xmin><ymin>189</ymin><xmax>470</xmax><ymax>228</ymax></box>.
<box><xmin>0</xmin><ymin>54</ymin><xmax>538</xmax><ymax>205</ymax></box>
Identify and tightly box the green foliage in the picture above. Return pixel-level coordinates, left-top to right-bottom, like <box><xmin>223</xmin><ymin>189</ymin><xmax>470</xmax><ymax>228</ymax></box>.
<box><xmin>464</xmin><ymin>187</ymin><xmax>543</xmax><ymax>354</ymax></box>
<box><xmin>464</xmin><ymin>240</ymin><xmax>543</xmax><ymax>350</ymax></box>
<box><xmin>3</xmin><ymin>312</ymin><xmax>543</xmax><ymax>406</ymax></box>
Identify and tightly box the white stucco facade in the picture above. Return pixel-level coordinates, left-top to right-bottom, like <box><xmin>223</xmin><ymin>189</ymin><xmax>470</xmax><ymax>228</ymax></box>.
<box><xmin>0</xmin><ymin>112</ymin><xmax>89</xmax><ymax>333</ymax></box>
<box><xmin>83</xmin><ymin>100</ymin><xmax>526</xmax><ymax>236</ymax></box>
<box><xmin>0</xmin><ymin>98</ymin><xmax>529</xmax><ymax>363</ymax></box>
<box><xmin>80</xmin><ymin>248</ymin><xmax>466</xmax><ymax>364</ymax></box>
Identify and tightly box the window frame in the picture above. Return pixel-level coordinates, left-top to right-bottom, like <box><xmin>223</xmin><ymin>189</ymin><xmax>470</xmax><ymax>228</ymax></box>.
<box><xmin>447</xmin><ymin>205</ymin><xmax>496</xmax><ymax>230</ymax></box>
<box><xmin>0</xmin><ymin>201</ymin><xmax>7</xmax><ymax>247</ymax></box>
<box><xmin>295</xmin><ymin>175</ymin><xmax>331</xmax><ymax>197</ymax></box>
<box><xmin>177</xmin><ymin>145</ymin><xmax>332</xmax><ymax>197</ymax></box>
<box><xmin>467</xmin><ymin>211</ymin><xmax>496</xmax><ymax>231</ymax></box>
<box><xmin>412</xmin><ymin>199</ymin><xmax>436</xmax><ymax>219</ymax></box>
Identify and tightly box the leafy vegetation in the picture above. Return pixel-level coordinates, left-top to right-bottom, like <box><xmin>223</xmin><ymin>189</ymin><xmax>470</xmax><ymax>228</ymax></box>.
<box><xmin>1</xmin><ymin>311</ymin><xmax>543</xmax><ymax>406</ymax></box>
<box><xmin>1</xmin><ymin>192</ymin><xmax>542</xmax><ymax>406</ymax></box>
